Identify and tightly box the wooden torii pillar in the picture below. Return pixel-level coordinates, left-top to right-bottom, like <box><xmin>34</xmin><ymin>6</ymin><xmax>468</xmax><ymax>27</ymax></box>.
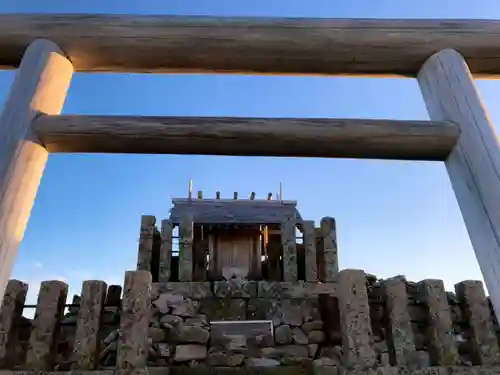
<box><xmin>418</xmin><ymin>49</ymin><xmax>500</xmax><ymax>317</ymax></box>
<box><xmin>0</xmin><ymin>39</ymin><xmax>73</xmax><ymax>306</ymax></box>
<box><xmin>0</xmin><ymin>16</ymin><xmax>499</xmax><ymax>322</ymax></box>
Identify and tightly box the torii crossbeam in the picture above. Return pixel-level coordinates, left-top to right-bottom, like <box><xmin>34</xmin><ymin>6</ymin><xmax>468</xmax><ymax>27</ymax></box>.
<box><xmin>0</xmin><ymin>14</ymin><xmax>499</xmax><ymax>321</ymax></box>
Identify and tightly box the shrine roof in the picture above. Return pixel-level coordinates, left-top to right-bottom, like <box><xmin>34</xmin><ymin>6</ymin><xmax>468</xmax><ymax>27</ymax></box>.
<box><xmin>169</xmin><ymin>198</ymin><xmax>302</xmax><ymax>225</ymax></box>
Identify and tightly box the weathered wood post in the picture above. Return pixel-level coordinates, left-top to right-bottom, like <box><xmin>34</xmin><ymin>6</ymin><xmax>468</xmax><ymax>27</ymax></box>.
<box><xmin>418</xmin><ymin>49</ymin><xmax>500</xmax><ymax>321</ymax></box>
<box><xmin>178</xmin><ymin>215</ymin><xmax>194</xmax><ymax>281</ymax></box>
<box><xmin>0</xmin><ymin>39</ymin><xmax>73</xmax><ymax>306</ymax></box>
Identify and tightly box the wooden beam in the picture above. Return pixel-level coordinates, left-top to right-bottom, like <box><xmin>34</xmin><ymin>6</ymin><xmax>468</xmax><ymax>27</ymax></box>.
<box><xmin>33</xmin><ymin>115</ymin><xmax>459</xmax><ymax>161</ymax></box>
<box><xmin>0</xmin><ymin>39</ymin><xmax>73</xmax><ymax>307</ymax></box>
<box><xmin>418</xmin><ymin>49</ymin><xmax>500</xmax><ymax>322</ymax></box>
<box><xmin>2</xmin><ymin>15</ymin><xmax>500</xmax><ymax>76</ymax></box>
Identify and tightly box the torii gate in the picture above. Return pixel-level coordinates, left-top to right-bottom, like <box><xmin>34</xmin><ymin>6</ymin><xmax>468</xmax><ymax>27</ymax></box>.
<box><xmin>0</xmin><ymin>14</ymin><xmax>499</xmax><ymax>319</ymax></box>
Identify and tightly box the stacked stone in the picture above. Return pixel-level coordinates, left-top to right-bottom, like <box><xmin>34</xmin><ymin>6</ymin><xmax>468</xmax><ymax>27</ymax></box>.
<box><xmin>248</xmin><ymin>298</ymin><xmax>325</xmax><ymax>366</ymax></box>
<box><xmin>96</xmin><ymin>285</ymin><xmax>123</xmax><ymax>368</ymax></box>
<box><xmin>25</xmin><ymin>280</ymin><xmax>68</xmax><ymax>370</ymax></box>
<box><xmin>365</xmin><ymin>274</ymin><xmax>500</xmax><ymax>368</ymax></box>
<box><xmin>144</xmin><ymin>280</ymin><xmax>336</xmax><ymax>368</ymax></box>
<box><xmin>0</xmin><ymin>280</ymin><xmax>29</xmax><ymax>369</ymax></box>
<box><xmin>400</xmin><ymin>280</ymin><xmax>429</xmax><ymax>359</ymax></box>
<box><xmin>445</xmin><ymin>289</ymin><xmax>471</xmax><ymax>365</ymax></box>
<box><xmin>210</xmin><ymin>280</ymin><xmax>261</xmax><ymax>347</ymax></box>
<box><xmin>55</xmin><ymin>294</ymin><xmax>81</xmax><ymax>368</ymax></box>
<box><xmin>251</xmin><ymin>280</ymin><xmax>337</xmax><ymax>366</ymax></box>
<box><xmin>487</xmin><ymin>297</ymin><xmax>500</xmax><ymax>349</ymax></box>
<box><xmin>366</xmin><ymin>275</ymin><xmax>456</xmax><ymax>367</ymax></box>
<box><xmin>48</xmin><ymin>284</ymin><xmax>123</xmax><ymax>369</ymax></box>
<box><xmin>365</xmin><ymin>275</ymin><xmax>390</xmax><ymax>366</ymax></box>
<box><xmin>455</xmin><ymin>280</ymin><xmax>500</xmax><ymax>365</ymax></box>
<box><xmin>144</xmin><ymin>281</ymin><xmax>211</xmax><ymax>367</ymax></box>
<box><xmin>149</xmin><ymin>292</ymin><xmax>209</xmax><ymax>365</ymax></box>
<box><xmin>6</xmin><ymin>272</ymin><xmax>500</xmax><ymax>372</ymax></box>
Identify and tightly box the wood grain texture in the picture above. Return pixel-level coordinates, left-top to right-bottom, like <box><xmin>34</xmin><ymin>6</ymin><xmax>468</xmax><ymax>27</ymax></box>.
<box><xmin>418</xmin><ymin>49</ymin><xmax>500</xmax><ymax>321</ymax></box>
<box><xmin>33</xmin><ymin>115</ymin><xmax>459</xmax><ymax>161</ymax></box>
<box><xmin>2</xmin><ymin>15</ymin><xmax>500</xmax><ymax>76</ymax></box>
<box><xmin>0</xmin><ymin>39</ymin><xmax>73</xmax><ymax>307</ymax></box>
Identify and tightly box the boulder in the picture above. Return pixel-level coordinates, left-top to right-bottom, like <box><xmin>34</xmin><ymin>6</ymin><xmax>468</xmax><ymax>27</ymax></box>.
<box><xmin>103</xmin><ymin>329</ymin><xmax>119</xmax><ymax>344</ymax></box>
<box><xmin>185</xmin><ymin>315</ymin><xmax>208</xmax><ymax>327</ymax></box>
<box><xmin>320</xmin><ymin>345</ymin><xmax>342</xmax><ymax>361</ymax></box>
<box><xmin>155</xmin><ymin>343</ymin><xmax>172</xmax><ymax>358</ymax></box>
<box><xmin>380</xmin><ymin>353</ymin><xmax>390</xmax><ymax>366</ymax></box>
<box><xmin>308</xmin><ymin>344</ymin><xmax>319</xmax><ymax>358</ymax></box>
<box><xmin>281</xmin><ymin>345</ymin><xmax>309</xmax><ymax>365</ymax></box>
<box><xmin>260</xmin><ymin>347</ymin><xmax>281</xmax><ymax>359</ymax></box>
<box><xmin>282</xmin><ymin>303</ymin><xmax>303</xmax><ymax>326</ymax></box>
<box><xmin>214</xmin><ymin>280</ymin><xmax>257</xmax><ymax>298</ymax></box>
<box><xmin>160</xmin><ymin>314</ymin><xmax>183</xmax><ymax>328</ymax></box>
<box><xmin>245</xmin><ymin>358</ymin><xmax>280</xmax><ymax>367</ymax></box>
<box><xmin>172</xmin><ymin>299</ymin><xmax>198</xmax><ymax>317</ymax></box>
<box><xmin>292</xmin><ymin>328</ymin><xmax>309</xmax><ymax>345</ymax></box>
<box><xmin>154</xmin><ymin>293</ymin><xmax>184</xmax><ymax>314</ymax></box>
<box><xmin>208</xmin><ymin>350</ymin><xmax>245</xmax><ymax>367</ymax></box>
<box><xmin>374</xmin><ymin>340</ymin><xmax>388</xmax><ymax>354</ymax></box>
<box><xmin>275</xmin><ymin>325</ymin><xmax>293</xmax><ymax>345</ymax></box>
<box><xmin>174</xmin><ymin>345</ymin><xmax>207</xmax><ymax>362</ymax></box>
<box><xmin>178</xmin><ymin>325</ymin><xmax>210</xmax><ymax>344</ymax></box>
<box><xmin>148</xmin><ymin>327</ymin><xmax>165</xmax><ymax>342</ymax></box>
<box><xmin>416</xmin><ymin>351</ymin><xmax>430</xmax><ymax>367</ymax></box>
<box><xmin>301</xmin><ymin>320</ymin><xmax>323</xmax><ymax>334</ymax></box>
<box><xmin>308</xmin><ymin>330</ymin><xmax>326</xmax><ymax>344</ymax></box>
<box><xmin>314</xmin><ymin>357</ymin><xmax>339</xmax><ymax>366</ymax></box>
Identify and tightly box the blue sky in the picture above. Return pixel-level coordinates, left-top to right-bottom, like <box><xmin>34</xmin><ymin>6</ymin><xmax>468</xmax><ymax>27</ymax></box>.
<box><xmin>2</xmin><ymin>0</ymin><xmax>500</xmax><ymax>307</ymax></box>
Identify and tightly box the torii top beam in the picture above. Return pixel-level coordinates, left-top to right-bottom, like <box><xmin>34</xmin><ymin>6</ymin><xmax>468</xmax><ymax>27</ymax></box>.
<box><xmin>1</xmin><ymin>14</ymin><xmax>500</xmax><ymax>77</ymax></box>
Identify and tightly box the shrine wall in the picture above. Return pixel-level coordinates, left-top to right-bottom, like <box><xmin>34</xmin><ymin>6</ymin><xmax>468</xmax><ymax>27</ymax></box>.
<box><xmin>136</xmin><ymin>215</ymin><xmax>340</xmax><ymax>284</ymax></box>
<box><xmin>0</xmin><ymin>271</ymin><xmax>499</xmax><ymax>372</ymax></box>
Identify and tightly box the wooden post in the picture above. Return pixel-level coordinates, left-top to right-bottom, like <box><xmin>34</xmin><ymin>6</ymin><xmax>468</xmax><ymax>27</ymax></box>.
<box><xmin>250</xmin><ymin>232</ymin><xmax>262</xmax><ymax>279</ymax></box>
<box><xmin>178</xmin><ymin>215</ymin><xmax>194</xmax><ymax>281</ymax></box>
<box><xmin>418</xmin><ymin>49</ymin><xmax>500</xmax><ymax>321</ymax></box>
<box><xmin>0</xmin><ymin>39</ymin><xmax>73</xmax><ymax>306</ymax></box>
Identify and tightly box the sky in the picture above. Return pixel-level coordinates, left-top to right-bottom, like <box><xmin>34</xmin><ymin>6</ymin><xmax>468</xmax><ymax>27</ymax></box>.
<box><xmin>2</xmin><ymin>0</ymin><xmax>500</xmax><ymax>310</ymax></box>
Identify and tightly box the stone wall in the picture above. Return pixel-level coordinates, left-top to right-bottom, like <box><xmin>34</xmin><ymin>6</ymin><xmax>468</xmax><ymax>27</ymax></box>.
<box><xmin>3</xmin><ymin>366</ymin><xmax>500</xmax><ymax>375</ymax></box>
<box><xmin>0</xmin><ymin>270</ymin><xmax>499</xmax><ymax>373</ymax></box>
